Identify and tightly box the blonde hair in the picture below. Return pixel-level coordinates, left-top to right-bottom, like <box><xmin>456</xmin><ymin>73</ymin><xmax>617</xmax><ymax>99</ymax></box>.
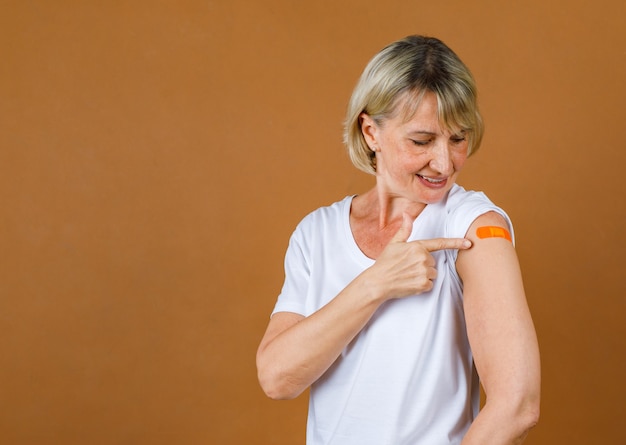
<box><xmin>344</xmin><ymin>35</ymin><xmax>484</xmax><ymax>174</ymax></box>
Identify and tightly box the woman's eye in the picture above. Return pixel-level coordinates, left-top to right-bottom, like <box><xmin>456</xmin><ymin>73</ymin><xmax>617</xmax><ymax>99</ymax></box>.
<box><xmin>450</xmin><ymin>131</ymin><xmax>467</xmax><ymax>144</ymax></box>
<box><xmin>411</xmin><ymin>139</ymin><xmax>429</xmax><ymax>146</ymax></box>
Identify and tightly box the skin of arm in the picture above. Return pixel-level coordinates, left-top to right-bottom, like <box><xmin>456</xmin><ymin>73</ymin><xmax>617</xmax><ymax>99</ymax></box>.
<box><xmin>256</xmin><ymin>213</ymin><xmax>471</xmax><ymax>400</ymax></box>
<box><xmin>256</xmin><ymin>277</ymin><xmax>384</xmax><ymax>400</ymax></box>
<box><xmin>457</xmin><ymin>212</ymin><xmax>541</xmax><ymax>444</ymax></box>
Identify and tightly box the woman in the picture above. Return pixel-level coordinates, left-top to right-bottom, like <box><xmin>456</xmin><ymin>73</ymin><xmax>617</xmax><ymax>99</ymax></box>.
<box><xmin>257</xmin><ymin>35</ymin><xmax>540</xmax><ymax>444</ymax></box>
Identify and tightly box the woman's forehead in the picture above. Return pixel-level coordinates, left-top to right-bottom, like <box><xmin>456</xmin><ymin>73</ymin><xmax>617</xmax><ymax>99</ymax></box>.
<box><xmin>393</xmin><ymin>90</ymin><xmax>465</xmax><ymax>132</ymax></box>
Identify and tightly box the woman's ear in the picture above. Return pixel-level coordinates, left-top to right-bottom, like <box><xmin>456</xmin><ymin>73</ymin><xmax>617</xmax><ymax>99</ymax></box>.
<box><xmin>359</xmin><ymin>112</ymin><xmax>378</xmax><ymax>150</ymax></box>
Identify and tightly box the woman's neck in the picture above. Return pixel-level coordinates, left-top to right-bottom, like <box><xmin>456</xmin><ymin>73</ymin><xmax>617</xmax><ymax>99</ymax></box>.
<box><xmin>353</xmin><ymin>187</ymin><xmax>426</xmax><ymax>230</ymax></box>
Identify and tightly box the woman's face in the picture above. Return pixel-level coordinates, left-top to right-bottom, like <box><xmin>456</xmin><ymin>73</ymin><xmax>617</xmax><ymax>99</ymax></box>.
<box><xmin>361</xmin><ymin>92</ymin><xmax>469</xmax><ymax>205</ymax></box>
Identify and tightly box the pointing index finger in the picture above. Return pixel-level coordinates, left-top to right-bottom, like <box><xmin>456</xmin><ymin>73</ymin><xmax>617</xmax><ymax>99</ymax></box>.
<box><xmin>419</xmin><ymin>237</ymin><xmax>472</xmax><ymax>252</ymax></box>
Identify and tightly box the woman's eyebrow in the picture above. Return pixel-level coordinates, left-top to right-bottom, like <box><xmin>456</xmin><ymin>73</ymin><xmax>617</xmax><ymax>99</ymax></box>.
<box><xmin>407</xmin><ymin>130</ymin><xmax>438</xmax><ymax>136</ymax></box>
<box><xmin>407</xmin><ymin>128</ymin><xmax>466</xmax><ymax>136</ymax></box>
<box><xmin>408</xmin><ymin>128</ymin><xmax>467</xmax><ymax>136</ymax></box>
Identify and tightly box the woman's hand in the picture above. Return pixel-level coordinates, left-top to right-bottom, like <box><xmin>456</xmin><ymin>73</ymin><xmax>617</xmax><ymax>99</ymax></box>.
<box><xmin>367</xmin><ymin>212</ymin><xmax>472</xmax><ymax>301</ymax></box>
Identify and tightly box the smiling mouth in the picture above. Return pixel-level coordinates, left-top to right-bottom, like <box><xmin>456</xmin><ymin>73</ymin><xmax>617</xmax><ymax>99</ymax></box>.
<box><xmin>417</xmin><ymin>174</ymin><xmax>446</xmax><ymax>184</ymax></box>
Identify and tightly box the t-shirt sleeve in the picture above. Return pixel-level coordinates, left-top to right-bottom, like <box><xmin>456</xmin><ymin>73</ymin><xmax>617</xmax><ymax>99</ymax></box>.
<box><xmin>271</xmin><ymin>223</ymin><xmax>311</xmax><ymax>317</ymax></box>
<box><xmin>444</xmin><ymin>191</ymin><xmax>515</xmax><ymax>265</ymax></box>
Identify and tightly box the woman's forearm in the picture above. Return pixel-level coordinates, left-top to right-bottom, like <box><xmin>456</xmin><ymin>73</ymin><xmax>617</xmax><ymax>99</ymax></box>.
<box><xmin>256</xmin><ymin>273</ymin><xmax>384</xmax><ymax>400</ymax></box>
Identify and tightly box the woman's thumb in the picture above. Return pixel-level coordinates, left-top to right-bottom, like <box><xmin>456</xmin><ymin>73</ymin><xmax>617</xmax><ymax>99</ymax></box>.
<box><xmin>389</xmin><ymin>212</ymin><xmax>415</xmax><ymax>244</ymax></box>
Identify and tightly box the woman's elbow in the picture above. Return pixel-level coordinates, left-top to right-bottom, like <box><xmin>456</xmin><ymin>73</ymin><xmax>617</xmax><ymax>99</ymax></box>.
<box><xmin>508</xmin><ymin>390</ymin><xmax>541</xmax><ymax>438</ymax></box>
<box><xmin>486</xmin><ymin>386</ymin><xmax>540</xmax><ymax>439</ymax></box>
<box><xmin>518</xmin><ymin>376</ymin><xmax>541</xmax><ymax>431</ymax></box>
<box><xmin>257</xmin><ymin>373</ymin><xmax>303</xmax><ymax>400</ymax></box>
<box><xmin>256</xmin><ymin>356</ymin><xmax>303</xmax><ymax>400</ymax></box>
<box><xmin>520</xmin><ymin>396</ymin><xmax>540</xmax><ymax>432</ymax></box>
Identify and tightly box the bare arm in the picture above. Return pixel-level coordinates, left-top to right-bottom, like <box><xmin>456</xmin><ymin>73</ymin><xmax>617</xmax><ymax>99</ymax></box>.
<box><xmin>458</xmin><ymin>212</ymin><xmax>541</xmax><ymax>444</ymax></box>
<box><xmin>256</xmin><ymin>275</ymin><xmax>385</xmax><ymax>400</ymax></box>
<box><xmin>256</xmin><ymin>213</ymin><xmax>472</xmax><ymax>399</ymax></box>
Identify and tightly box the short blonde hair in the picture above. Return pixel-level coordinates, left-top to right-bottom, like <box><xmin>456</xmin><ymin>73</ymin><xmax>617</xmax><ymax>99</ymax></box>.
<box><xmin>343</xmin><ymin>35</ymin><xmax>484</xmax><ymax>174</ymax></box>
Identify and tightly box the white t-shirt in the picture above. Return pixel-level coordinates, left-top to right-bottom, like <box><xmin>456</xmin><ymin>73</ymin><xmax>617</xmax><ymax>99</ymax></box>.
<box><xmin>272</xmin><ymin>184</ymin><xmax>513</xmax><ymax>445</ymax></box>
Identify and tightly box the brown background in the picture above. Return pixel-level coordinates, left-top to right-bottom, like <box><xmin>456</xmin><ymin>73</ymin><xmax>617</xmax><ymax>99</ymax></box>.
<box><xmin>1</xmin><ymin>1</ymin><xmax>624</xmax><ymax>444</ymax></box>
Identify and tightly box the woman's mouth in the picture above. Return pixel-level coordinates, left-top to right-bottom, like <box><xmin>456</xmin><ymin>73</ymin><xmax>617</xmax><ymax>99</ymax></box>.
<box><xmin>417</xmin><ymin>174</ymin><xmax>448</xmax><ymax>188</ymax></box>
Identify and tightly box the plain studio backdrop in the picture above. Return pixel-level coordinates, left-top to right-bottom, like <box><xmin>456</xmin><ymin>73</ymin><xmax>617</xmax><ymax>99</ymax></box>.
<box><xmin>1</xmin><ymin>1</ymin><xmax>624</xmax><ymax>444</ymax></box>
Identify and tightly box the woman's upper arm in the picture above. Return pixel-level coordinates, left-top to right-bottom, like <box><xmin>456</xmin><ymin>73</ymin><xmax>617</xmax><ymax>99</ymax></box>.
<box><xmin>257</xmin><ymin>311</ymin><xmax>305</xmax><ymax>355</ymax></box>
<box><xmin>456</xmin><ymin>212</ymin><xmax>540</xmax><ymax>406</ymax></box>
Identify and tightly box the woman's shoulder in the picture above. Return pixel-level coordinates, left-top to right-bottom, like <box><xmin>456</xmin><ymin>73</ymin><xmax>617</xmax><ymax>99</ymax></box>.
<box><xmin>444</xmin><ymin>184</ymin><xmax>512</xmax><ymax>238</ymax></box>
<box><xmin>286</xmin><ymin>196</ymin><xmax>354</xmax><ymax>256</ymax></box>
<box><xmin>445</xmin><ymin>184</ymin><xmax>493</xmax><ymax>210</ymax></box>
<box><xmin>294</xmin><ymin>195</ymin><xmax>354</xmax><ymax>233</ymax></box>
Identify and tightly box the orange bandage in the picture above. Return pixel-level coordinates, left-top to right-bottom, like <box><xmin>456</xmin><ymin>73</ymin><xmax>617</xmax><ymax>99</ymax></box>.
<box><xmin>476</xmin><ymin>226</ymin><xmax>512</xmax><ymax>242</ymax></box>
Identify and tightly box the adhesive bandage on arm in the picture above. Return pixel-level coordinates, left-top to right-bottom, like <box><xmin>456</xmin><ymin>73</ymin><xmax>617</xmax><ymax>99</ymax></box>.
<box><xmin>476</xmin><ymin>226</ymin><xmax>512</xmax><ymax>242</ymax></box>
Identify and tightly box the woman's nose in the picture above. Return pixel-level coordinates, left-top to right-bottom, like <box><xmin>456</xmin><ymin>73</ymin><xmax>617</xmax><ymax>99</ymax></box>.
<box><xmin>429</xmin><ymin>143</ymin><xmax>453</xmax><ymax>175</ymax></box>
